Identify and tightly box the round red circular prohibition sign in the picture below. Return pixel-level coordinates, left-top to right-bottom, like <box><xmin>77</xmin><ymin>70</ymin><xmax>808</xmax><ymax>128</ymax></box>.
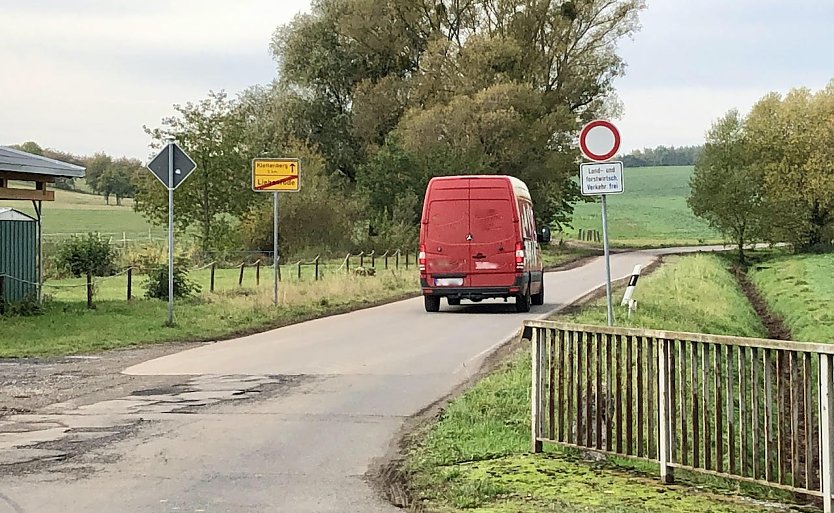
<box><xmin>579</xmin><ymin>120</ymin><xmax>621</xmax><ymax>162</ymax></box>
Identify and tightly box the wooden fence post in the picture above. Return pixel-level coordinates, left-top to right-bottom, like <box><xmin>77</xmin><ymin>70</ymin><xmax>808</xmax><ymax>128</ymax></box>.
<box><xmin>297</xmin><ymin>261</ymin><xmax>302</xmax><ymax>281</ymax></box>
<box><xmin>820</xmin><ymin>354</ymin><xmax>834</xmax><ymax>513</ymax></box>
<box><xmin>345</xmin><ymin>254</ymin><xmax>350</xmax><ymax>274</ymax></box>
<box><xmin>238</xmin><ymin>263</ymin><xmax>245</xmax><ymax>286</ymax></box>
<box><xmin>579</xmin><ymin>228</ymin><xmax>584</xmax><ymax>241</ymax></box>
<box><xmin>384</xmin><ymin>251</ymin><xmax>389</xmax><ymax>270</ymax></box>
<box><xmin>256</xmin><ymin>260</ymin><xmax>261</xmax><ymax>287</ymax></box>
<box><xmin>370</xmin><ymin>250</ymin><xmax>376</xmax><ymax>268</ymax></box>
<box><xmin>659</xmin><ymin>338</ymin><xmax>674</xmax><ymax>484</ymax></box>
<box><xmin>405</xmin><ymin>250</ymin><xmax>409</xmax><ymax>270</ymax></box>
<box><xmin>315</xmin><ymin>256</ymin><xmax>320</xmax><ymax>281</ymax></box>
<box><xmin>531</xmin><ymin>327</ymin><xmax>543</xmax><ymax>453</ymax></box>
<box><xmin>359</xmin><ymin>251</ymin><xmax>365</xmax><ymax>268</ymax></box>
<box><xmin>210</xmin><ymin>262</ymin><xmax>216</xmax><ymax>292</ymax></box>
<box><xmin>86</xmin><ymin>270</ymin><xmax>93</xmax><ymax>309</ymax></box>
<box><xmin>395</xmin><ymin>250</ymin><xmax>400</xmax><ymax>269</ymax></box>
<box><xmin>127</xmin><ymin>268</ymin><xmax>133</xmax><ymax>301</ymax></box>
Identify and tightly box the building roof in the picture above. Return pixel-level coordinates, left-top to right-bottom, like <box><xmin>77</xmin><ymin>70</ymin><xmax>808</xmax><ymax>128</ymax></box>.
<box><xmin>0</xmin><ymin>207</ymin><xmax>36</xmax><ymax>222</ymax></box>
<box><xmin>0</xmin><ymin>146</ymin><xmax>85</xmax><ymax>178</ymax></box>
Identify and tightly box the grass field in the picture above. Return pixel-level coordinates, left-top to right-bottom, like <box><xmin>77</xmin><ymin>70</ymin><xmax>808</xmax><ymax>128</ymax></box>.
<box><xmin>569</xmin><ymin>166</ymin><xmax>721</xmax><ymax>247</ymax></box>
<box><xmin>0</xmin><ymin>270</ymin><xmax>419</xmax><ymax>358</ymax></box>
<box><xmin>749</xmin><ymin>254</ymin><xmax>834</xmax><ymax>343</ymax></box>
<box><xmin>0</xmin><ymin>187</ymin><xmax>162</xmax><ymax>240</ymax></box>
<box><xmin>404</xmin><ymin>255</ymin><xmax>776</xmax><ymax>513</ymax></box>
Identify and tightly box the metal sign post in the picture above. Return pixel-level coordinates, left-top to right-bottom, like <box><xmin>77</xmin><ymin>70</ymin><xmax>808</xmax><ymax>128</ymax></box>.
<box><xmin>273</xmin><ymin>192</ymin><xmax>279</xmax><ymax>305</ymax></box>
<box><xmin>147</xmin><ymin>141</ymin><xmax>197</xmax><ymax>326</ymax></box>
<box><xmin>579</xmin><ymin>120</ymin><xmax>623</xmax><ymax>327</ymax></box>
<box><xmin>252</xmin><ymin>158</ymin><xmax>301</xmax><ymax>306</ymax></box>
<box><xmin>167</xmin><ymin>143</ymin><xmax>174</xmax><ymax>326</ymax></box>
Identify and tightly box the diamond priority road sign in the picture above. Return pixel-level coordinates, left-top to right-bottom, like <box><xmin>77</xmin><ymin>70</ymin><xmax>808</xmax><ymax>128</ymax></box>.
<box><xmin>252</xmin><ymin>158</ymin><xmax>301</xmax><ymax>192</ymax></box>
<box><xmin>147</xmin><ymin>142</ymin><xmax>197</xmax><ymax>190</ymax></box>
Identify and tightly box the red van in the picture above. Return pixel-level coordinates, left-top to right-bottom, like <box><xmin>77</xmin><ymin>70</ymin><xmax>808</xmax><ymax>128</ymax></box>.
<box><xmin>419</xmin><ymin>175</ymin><xmax>551</xmax><ymax>312</ymax></box>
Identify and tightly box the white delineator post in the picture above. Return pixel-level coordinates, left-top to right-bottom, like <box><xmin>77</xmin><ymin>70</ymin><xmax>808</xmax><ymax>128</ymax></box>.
<box><xmin>621</xmin><ymin>265</ymin><xmax>642</xmax><ymax>306</ymax></box>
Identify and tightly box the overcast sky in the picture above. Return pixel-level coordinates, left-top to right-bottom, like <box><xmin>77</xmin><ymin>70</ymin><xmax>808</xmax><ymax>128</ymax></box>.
<box><xmin>1</xmin><ymin>1</ymin><xmax>832</xmax><ymax>161</ymax></box>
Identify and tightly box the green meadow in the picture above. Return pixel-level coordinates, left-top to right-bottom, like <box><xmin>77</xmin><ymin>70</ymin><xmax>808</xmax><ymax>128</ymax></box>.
<box><xmin>569</xmin><ymin>166</ymin><xmax>721</xmax><ymax>247</ymax></box>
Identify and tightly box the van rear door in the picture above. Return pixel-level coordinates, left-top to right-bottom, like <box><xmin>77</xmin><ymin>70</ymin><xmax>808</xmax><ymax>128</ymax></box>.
<box><xmin>468</xmin><ymin>179</ymin><xmax>517</xmax><ymax>287</ymax></box>
<box><xmin>424</xmin><ymin>179</ymin><xmax>469</xmax><ymax>277</ymax></box>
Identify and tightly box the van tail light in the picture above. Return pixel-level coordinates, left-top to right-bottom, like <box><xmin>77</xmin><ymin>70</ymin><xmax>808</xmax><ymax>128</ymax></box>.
<box><xmin>419</xmin><ymin>245</ymin><xmax>427</xmax><ymax>272</ymax></box>
<box><xmin>515</xmin><ymin>242</ymin><xmax>525</xmax><ymax>271</ymax></box>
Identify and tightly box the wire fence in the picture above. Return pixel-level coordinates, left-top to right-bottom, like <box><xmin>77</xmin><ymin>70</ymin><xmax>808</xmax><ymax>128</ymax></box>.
<box><xmin>0</xmin><ymin>249</ymin><xmax>419</xmax><ymax>311</ymax></box>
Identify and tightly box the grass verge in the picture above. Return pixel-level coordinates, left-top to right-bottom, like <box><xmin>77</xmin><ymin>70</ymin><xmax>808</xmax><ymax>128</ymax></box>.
<box><xmin>0</xmin><ymin>271</ymin><xmax>417</xmax><ymax>358</ymax></box>
<box><xmin>404</xmin><ymin>254</ymin><xmax>780</xmax><ymax>513</ymax></box>
<box><xmin>748</xmin><ymin>254</ymin><xmax>834</xmax><ymax>343</ymax></box>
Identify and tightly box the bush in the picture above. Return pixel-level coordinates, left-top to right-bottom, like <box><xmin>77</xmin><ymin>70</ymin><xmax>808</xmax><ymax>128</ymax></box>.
<box><xmin>0</xmin><ymin>293</ymin><xmax>43</xmax><ymax>317</ymax></box>
<box><xmin>54</xmin><ymin>233</ymin><xmax>116</xmax><ymax>278</ymax></box>
<box><xmin>144</xmin><ymin>260</ymin><xmax>201</xmax><ymax>300</ymax></box>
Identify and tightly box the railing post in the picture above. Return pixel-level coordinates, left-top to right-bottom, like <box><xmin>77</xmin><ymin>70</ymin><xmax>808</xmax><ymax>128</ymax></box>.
<box><xmin>297</xmin><ymin>261</ymin><xmax>302</xmax><ymax>281</ymax></box>
<box><xmin>370</xmin><ymin>250</ymin><xmax>376</xmax><ymax>268</ymax></box>
<box><xmin>359</xmin><ymin>251</ymin><xmax>365</xmax><ymax>268</ymax></box>
<box><xmin>256</xmin><ymin>260</ymin><xmax>261</xmax><ymax>287</ymax></box>
<box><xmin>384</xmin><ymin>251</ymin><xmax>389</xmax><ymax>270</ymax></box>
<box><xmin>238</xmin><ymin>263</ymin><xmax>245</xmax><ymax>286</ymax></box>
<box><xmin>210</xmin><ymin>262</ymin><xmax>216</xmax><ymax>292</ymax></box>
<box><xmin>531</xmin><ymin>327</ymin><xmax>543</xmax><ymax>453</ymax></box>
<box><xmin>821</xmin><ymin>354</ymin><xmax>834</xmax><ymax>513</ymax></box>
<box><xmin>86</xmin><ymin>270</ymin><xmax>93</xmax><ymax>309</ymax></box>
<box><xmin>127</xmin><ymin>267</ymin><xmax>133</xmax><ymax>301</ymax></box>
<box><xmin>658</xmin><ymin>338</ymin><xmax>675</xmax><ymax>484</ymax></box>
<box><xmin>405</xmin><ymin>250</ymin><xmax>409</xmax><ymax>270</ymax></box>
<box><xmin>315</xmin><ymin>256</ymin><xmax>320</xmax><ymax>281</ymax></box>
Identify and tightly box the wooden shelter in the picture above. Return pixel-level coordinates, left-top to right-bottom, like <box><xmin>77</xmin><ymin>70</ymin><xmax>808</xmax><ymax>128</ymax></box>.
<box><xmin>0</xmin><ymin>146</ymin><xmax>86</xmax><ymax>300</ymax></box>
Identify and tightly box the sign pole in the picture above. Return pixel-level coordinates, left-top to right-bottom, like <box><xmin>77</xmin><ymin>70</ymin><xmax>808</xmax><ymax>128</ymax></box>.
<box><xmin>273</xmin><ymin>191</ymin><xmax>279</xmax><ymax>305</ymax></box>
<box><xmin>167</xmin><ymin>141</ymin><xmax>175</xmax><ymax>327</ymax></box>
<box><xmin>601</xmin><ymin>194</ymin><xmax>613</xmax><ymax>326</ymax></box>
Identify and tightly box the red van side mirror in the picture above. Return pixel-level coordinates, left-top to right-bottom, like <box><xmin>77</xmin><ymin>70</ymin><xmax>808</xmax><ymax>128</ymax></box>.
<box><xmin>537</xmin><ymin>226</ymin><xmax>552</xmax><ymax>244</ymax></box>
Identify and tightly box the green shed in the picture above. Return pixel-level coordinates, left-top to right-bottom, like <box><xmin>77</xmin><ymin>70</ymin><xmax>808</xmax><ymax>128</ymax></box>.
<box><xmin>0</xmin><ymin>207</ymin><xmax>37</xmax><ymax>302</ymax></box>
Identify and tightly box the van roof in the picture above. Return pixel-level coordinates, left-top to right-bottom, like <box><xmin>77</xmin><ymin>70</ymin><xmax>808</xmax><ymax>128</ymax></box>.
<box><xmin>428</xmin><ymin>175</ymin><xmax>532</xmax><ymax>201</ymax></box>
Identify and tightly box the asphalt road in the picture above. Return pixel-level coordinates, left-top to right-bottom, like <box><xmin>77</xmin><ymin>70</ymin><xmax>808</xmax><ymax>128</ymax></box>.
<box><xmin>0</xmin><ymin>247</ymin><xmax>722</xmax><ymax>513</ymax></box>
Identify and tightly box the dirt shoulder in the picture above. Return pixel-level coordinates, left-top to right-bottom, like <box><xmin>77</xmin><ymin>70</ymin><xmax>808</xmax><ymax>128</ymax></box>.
<box><xmin>0</xmin><ymin>342</ymin><xmax>204</xmax><ymax>419</ymax></box>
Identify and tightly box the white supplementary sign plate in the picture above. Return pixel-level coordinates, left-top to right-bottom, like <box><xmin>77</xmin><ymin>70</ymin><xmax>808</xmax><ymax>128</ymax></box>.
<box><xmin>580</xmin><ymin>161</ymin><xmax>624</xmax><ymax>196</ymax></box>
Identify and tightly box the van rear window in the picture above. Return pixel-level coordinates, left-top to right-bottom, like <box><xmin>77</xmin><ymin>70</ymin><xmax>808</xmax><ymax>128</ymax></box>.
<box><xmin>471</xmin><ymin>200</ymin><xmax>515</xmax><ymax>244</ymax></box>
<box><xmin>426</xmin><ymin>200</ymin><xmax>468</xmax><ymax>244</ymax></box>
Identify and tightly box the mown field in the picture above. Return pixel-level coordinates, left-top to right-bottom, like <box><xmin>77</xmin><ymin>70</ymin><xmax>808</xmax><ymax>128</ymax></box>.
<box><xmin>0</xmin><ymin>187</ymin><xmax>162</xmax><ymax>241</ymax></box>
<box><xmin>568</xmin><ymin>166</ymin><xmax>721</xmax><ymax>247</ymax></box>
<box><xmin>404</xmin><ymin>254</ymin><xmax>786</xmax><ymax>513</ymax></box>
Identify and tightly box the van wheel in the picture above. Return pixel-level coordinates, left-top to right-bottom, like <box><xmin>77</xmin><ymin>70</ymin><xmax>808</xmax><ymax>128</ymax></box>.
<box><xmin>532</xmin><ymin>279</ymin><xmax>545</xmax><ymax>306</ymax></box>
<box><xmin>424</xmin><ymin>295</ymin><xmax>441</xmax><ymax>312</ymax></box>
<box><xmin>515</xmin><ymin>289</ymin><xmax>531</xmax><ymax>313</ymax></box>
<box><xmin>447</xmin><ymin>298</ymin><xmax>461</xmax><ymax>306</ymax></box>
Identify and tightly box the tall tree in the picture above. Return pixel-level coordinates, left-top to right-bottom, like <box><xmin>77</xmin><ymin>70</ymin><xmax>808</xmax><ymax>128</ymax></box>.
<box><xmin>746</xmin><ymin>83</ymin><xmax>834</xmax><ymax>250</ymax></box>
<box><xmin>135</xmin><ymin>91</ymin><xmax>256</xmax><ymax>253</ymax></box>
<box><xmin>688</xmin><ymin>110</ymin><xmax>763</xmax><ymax>263</ymax></box>
<box><xmin>272</xmin><ymin>0</ymin><xmax>645</xmax><ymax>228</ymax></box>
